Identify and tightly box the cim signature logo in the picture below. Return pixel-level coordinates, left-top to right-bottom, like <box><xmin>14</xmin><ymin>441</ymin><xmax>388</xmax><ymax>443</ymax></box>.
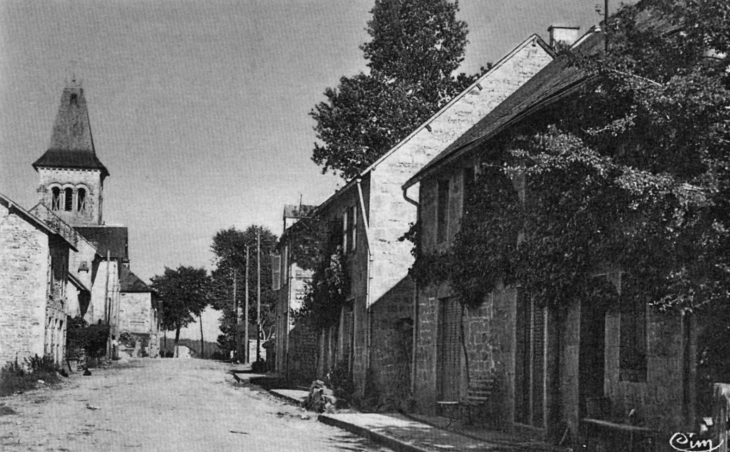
<box><xmin>670</xmin><ymin>432</ymin><xmax>723</xmax><ymax>452</ymax></box>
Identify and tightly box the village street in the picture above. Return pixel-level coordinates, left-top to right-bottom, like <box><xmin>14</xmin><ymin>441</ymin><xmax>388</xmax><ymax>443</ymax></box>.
<box><xmin>0</xmin><ymin>359</ymin><xmax>393</xmax><ymax>452</ymax></box>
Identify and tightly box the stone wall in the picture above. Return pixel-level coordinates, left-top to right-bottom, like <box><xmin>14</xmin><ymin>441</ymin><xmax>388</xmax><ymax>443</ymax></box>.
<box><xmin>119</xmin><ymin>292</ymin><xmax>152</xmax><ymax>334</ymax></box>
<box><xmin>287</xmin><ymin>324</ymin><xmax>318</xmax><ymax>385</ymax></box>
<box><xmin>0</xmin><ymin>203</ymin><xmax>50</xmax><ymax>364</ymax></box>
<box><xmin>369</xmin><ymin>277</ymin><xmax>414</xmax><ymax>406</ymax></box>
<box><xmin>37</xmin><ymin>168</ymin><xmax>103</xmax><ymax>226</ymax></box>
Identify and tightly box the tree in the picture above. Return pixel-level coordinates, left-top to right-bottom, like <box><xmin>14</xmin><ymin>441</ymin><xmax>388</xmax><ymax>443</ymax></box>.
<box><xmin>150</xmin><ymin>266</ymin><xmax>211</xmax><ymax>356</ymax></box>
<box><xmin>210</xmin><ymin>226</ymin><xmax>278</xmax><ymax>356</ymax></box>
<box><xmin>311</xmin><ymin>0</ymin><xmax>483</xmax><ymax>180</ymax></box>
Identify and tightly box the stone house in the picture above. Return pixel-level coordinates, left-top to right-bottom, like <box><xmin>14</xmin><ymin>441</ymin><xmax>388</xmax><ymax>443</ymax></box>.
<box><xmin>301</xmin><ymin>33</ymin><xmax>556</xmax><ymax>401</ymax></box>
<box><xmin>119</xmin><ymin>267</ymin><xmax>161</xmax><ymax>358</ymax></box>
<box><xmin>273</xmin><ymin>204</ymin><xmax>317</xmax><ymax>383</ymax></box>
<box><xmin>403</xmin><ymin>24</ymin><xmax>699</xmax><ymax>443</ymax></box>
<box><xmin>0</xmin><ymin>193</ymin><xmax>77</xmax><ymax>366</ymax></box>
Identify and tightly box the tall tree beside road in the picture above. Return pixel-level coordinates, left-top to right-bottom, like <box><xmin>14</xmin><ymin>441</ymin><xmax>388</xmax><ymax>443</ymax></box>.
<box><xmin>150</xmin><ymin>266</ymin><xmax>211</xmax><ymax>355</ymax></box>
<box><xmin>311</xmin><ymin>0</ymin><xmax>484</xmax><ymax>180</ymax></box>
<box><xmin>210</xmin><ymin>226</ymin><xmax>277</xmax><ymax>355</ymax></box>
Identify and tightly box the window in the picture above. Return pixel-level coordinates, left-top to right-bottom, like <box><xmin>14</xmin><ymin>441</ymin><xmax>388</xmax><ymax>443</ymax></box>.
<box><xmin>51</xmin><ymin>187</ymin><xmax>61</xmax><ymax>211</ymax></box>
<box><xmin>462</xmin><ymin>166</ymin><xmax>475</xmax><ymax>216</ymax></box>
<box><xmin>271</xmin><ymin>254</ymin><xmax>282</xmax><ymax>291</ymax></box>
<box><xmin>70</xmin><ymin>93</ymin><xmax>78</xmax><ymax>105</ymax></box>
<box><xmin>437</xmin><ymin>179</ymin><xmax>450</xmax><ymax>244</ymax></box>
<box><xmin>343</xmin><ymin>206</ymin><xmax>357</xmax><ymax>253</ymax></box>
<box><xmin>77</xmin><ymin>188</ymin><xmax>86</xmax><ymax>212</ymax></box>
<box><xmin>64</xmin><ymin>188</ymin><xmax>73</xmax><ymax>211</ymax></box>
<box><xmin>620</xmin><ymin>288</ymin><xmax>647</xmax><ymax>382</ymax></box>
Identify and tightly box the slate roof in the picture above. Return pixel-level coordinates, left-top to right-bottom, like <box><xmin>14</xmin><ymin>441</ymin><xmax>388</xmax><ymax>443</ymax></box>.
<box><xmin>0</xmin><ymin>193</ymin><xmax>77</xmax><ymax>250</ymax></box>
<box><xmin>119</xmin><ymin>267</ymin><xmax>151</xmax><ymax>293</ymax></box>
<box><xmin>32</xmin><ymin>81</ymin><xmax>109</xmax><ymax>178</ymax></box>
<box><xmin>75</xmin><ymin>226</ymin><xmax>128</xmax><ymax>261</ymax></box>
<box><xmin>404</xmin><ymin>30</ymin><xmax>605</xmax><ymax>188</ymax></box>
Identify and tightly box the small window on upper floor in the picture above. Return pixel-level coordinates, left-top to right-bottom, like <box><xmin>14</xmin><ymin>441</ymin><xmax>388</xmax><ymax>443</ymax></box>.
<box><xmin>70</xmin><ymin>93</ymin><xmax>78</xmax><ymax>105</ymax></box>
<box><xmin>64</xmin><ymin>188</ymin><xmax>73</xmax><ymax>211</ymax></box>
<box><xmin>51</xmin><ymin>187</ymin><xmax>61</xmax><ymax>211</ymax></box>
<box><xmin>437</xmin><ymin>179</ymin><xmax>450</xmax><ymax>244</ymax></box>
<box><xmin>462</xmin><ymin>166</ymin><xmax>476</xmax><ymax>216</ymax></box>
<box><xmin>77</xmin><ymin>188</ymin><xmax>86</xmax><ymax>212</ymax></box>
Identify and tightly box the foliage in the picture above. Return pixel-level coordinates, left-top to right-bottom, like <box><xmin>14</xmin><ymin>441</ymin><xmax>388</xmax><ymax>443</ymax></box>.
<box><xmin>150</xmin><ymin>266</ymin><xmax>211</xmax><ymax>344</ymax></box>
<box><xmin>412</xmin><ymin>0</ymin><xmax>730</xmax><ymax>313</ymax></box>
<box><xmin>0</xmin><ymin>356</ymin><xmax>60</xmax><ymax>397</ymax></box>
<box><xmin>311</xmin><ymin>0</ymin><xmax>484</xmax><ymax>179</ymax></box>
<box><xmin>66</xmin><ymin>316</ymin><xmax>109</xmax><ymax>359</ymax></box>
<box><xmin>210</xmin><ymin>226</ymin><xmax>278</xmax><ymax>354</ymax></box>
<box><xmin>291</xmin><ymin>219</ymin><xmax>349</xmax><ymax>330</ymax></box>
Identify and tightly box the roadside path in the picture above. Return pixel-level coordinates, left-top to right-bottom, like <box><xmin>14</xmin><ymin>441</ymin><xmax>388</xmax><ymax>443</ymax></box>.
<box><xmin>0</xmin><ymin>358</ymin><xmax>392</xmax><ymax>452</ymax></box>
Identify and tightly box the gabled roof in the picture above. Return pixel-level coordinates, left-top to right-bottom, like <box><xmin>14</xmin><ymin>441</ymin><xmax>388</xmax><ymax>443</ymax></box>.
<box><xmin>312</xmin><ymin>33</ymin><xmax>554</xmax><ymax>216</ymax></box>
<box><xmin>75</xmin><ymin>226</ymin><xmax>128</xmax><ymax>261</ymax></box>
<box><xmin>29</xmin><ymin>203</ymin><xmax>81</xmax><ymax>250</ymax></box>
<box><xmin>32</xmin><ymin>80</ymin><xmax>109</xmax><ymax>178</ymax></box>
<box><xmin>68</xmin><ymin>272</ymin><xmax>90</xmax><ymax>292</ymax></box>
<box><xmin>283</xmin><ymin>204</ymin><xmax>317</xmax><ymax>219</ymax></box>
<box><xmin>404</xmin><ymin>30</ymin><xmax>605</xmax><ymax>189</ymax></box>
<box><xmin>120</xmin><ymin>267</ymin><xmax>152</xmax><ymax>293</ymax></box>
<box><xmin>0</xmin><ymin>193</ymin><xmax>77</xmax><ymax>250</ymax></box>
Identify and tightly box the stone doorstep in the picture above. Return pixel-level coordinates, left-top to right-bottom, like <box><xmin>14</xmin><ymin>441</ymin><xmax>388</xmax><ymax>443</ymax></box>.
<box><xmin>269</xmin><ymin>389</ymin><xmax>309</xmax><ymax>406</ymax></box>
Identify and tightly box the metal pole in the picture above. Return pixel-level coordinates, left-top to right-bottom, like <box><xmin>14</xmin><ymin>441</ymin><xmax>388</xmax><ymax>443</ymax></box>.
<box><xmin>233</xmin><ymin>268</ymin><xmax>237</xmax><ymax>361</ymax></box>
<box><xmin>603</xmin><ymin>0</ymin><xmax>608</xmax><ymax>53</ymax></box>
<box><xmin>245</xmin><ymin>245</ymin><xmax>250</xmax><ymax>363</ymax></box>
<box><xmin>256</xmin><ymin>227</ymin><xmax>262</xmax><ymax>363</ymax></box>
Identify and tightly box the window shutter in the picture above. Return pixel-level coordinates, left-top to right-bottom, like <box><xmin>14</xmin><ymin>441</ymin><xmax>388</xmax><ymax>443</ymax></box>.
<box><xmin>271</xmin><ymin>254</ymin><xmax>281</xmax><ymax>291</ymax></box>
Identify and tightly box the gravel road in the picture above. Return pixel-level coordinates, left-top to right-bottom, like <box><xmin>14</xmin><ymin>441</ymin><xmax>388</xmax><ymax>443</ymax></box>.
<box><xmin>0</xmin><ymin>358</ymin><xmax>392</xmax><ymax>452</ymax></box>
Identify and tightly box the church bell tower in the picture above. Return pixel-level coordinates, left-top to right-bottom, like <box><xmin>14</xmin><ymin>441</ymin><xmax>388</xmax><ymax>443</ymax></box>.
<box><xmin>33</xmin><ymin>79</ymin><xmax>108</xmax><ymax>226</ymax></box>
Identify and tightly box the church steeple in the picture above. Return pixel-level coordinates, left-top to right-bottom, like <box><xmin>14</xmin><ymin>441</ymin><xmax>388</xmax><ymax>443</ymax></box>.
<box><xmin>33</xmin><ymin>80</ymin><xmax>107</xmax><ymax>226</ymax></box>
<box><xmin>33</xmin><ymin>79</ymin><xmax>108</xmax><ymax>178</ymax></box>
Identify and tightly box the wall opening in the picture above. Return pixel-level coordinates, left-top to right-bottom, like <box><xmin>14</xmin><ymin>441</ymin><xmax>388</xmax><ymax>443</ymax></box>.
<box><xmin>64</xmin><ymin>188</ymin><xmax>73</xmax><ymax>211</ymax></box>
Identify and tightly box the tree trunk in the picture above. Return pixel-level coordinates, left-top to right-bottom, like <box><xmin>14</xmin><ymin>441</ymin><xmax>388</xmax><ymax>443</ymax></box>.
<box><xmin>174</xmin><ymin>327</ymin><xmax>181</xmax><ymax>358</ymax></box>
<box><xmin>199</xmin><ymin>313</ymin><xmax>204</xmax><ymax>359</ymax></box>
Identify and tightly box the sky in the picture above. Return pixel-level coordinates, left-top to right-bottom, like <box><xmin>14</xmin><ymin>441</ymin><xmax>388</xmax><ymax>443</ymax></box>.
<box><xmin>0</xmin><ymin>0</ymin><xmax>616</xmax><ymax>341</ymax></box>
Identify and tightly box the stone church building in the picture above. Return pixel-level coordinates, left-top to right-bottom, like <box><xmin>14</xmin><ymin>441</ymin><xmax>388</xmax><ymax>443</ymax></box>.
<box><xmin>0</xmin><ymin>78</ymin><xmax>159</xmax><ymax>365</ymax></box>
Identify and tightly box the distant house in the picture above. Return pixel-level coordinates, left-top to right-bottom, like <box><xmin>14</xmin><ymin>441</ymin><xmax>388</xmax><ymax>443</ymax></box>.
<box><xmin>119</xmin><ymin>267</ymin><xmax>161</xmax><ymax>358</ymax></box>
<box><xmin>0</xmin><ymin>193</ymin><xmax>77</xmax><ymax>366</ymax></box>
<box><xmin>403</xmin><ymin>22</ymin><xmax>700</xmax><ymax>442</ymax></box>
<box><xmin>297</xmin><ymin>33</ymin><xmax>555</xmax><ymax>402</ymax></box>
<box><xmin>273</xmin><ymin>204</ymin><xmax>317</xmax><ymax>383</ymax></box>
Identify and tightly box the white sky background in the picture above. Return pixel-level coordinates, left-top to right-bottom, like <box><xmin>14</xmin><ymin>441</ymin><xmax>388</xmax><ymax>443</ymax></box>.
<box><xmin>0</xmin><ymin>0</ymin><xmax>631</xmax><ymax>342</ymax></box>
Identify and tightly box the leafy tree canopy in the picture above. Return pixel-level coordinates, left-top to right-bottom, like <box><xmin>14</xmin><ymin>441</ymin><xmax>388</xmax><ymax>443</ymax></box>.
<box><xmin>150</xmin><ymin>266</ymin><xmax>211</xmax><ymax>344</ymax></box>
<box><xmin>311</xmin><ymin>0</ymin><xmax>484</xmax><ymax>180</ymax></box>
<box><xmin>210</xmin><ymin>226</ymin><xmax>278</xmax><ymax>352</ymax></box>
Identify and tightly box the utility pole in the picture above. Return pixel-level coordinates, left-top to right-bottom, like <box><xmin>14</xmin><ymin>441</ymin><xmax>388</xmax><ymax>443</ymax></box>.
<box><xmin>256</xmin><ymin>227</ymin><xmax>262</xmax><ymax>363</ymax></box>
<box><xmin>245</xmin><ymin>245</ymin><xmax>250</xmax><ymax>363</ymax></box>
<box><xmin>597</xmin><ymin>1</ymin><xmax>609</xmax><ymax>51</ymax></box>
<box><xmin>233</xmin><ymin>268</ymin><xmax>237</xmax><ymax>361</ymax></box>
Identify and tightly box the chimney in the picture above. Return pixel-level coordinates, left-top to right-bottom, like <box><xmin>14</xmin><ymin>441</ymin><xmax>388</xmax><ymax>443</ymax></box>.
<box><xmin>548</xmin><ymin>25</ymin><xmax>581</xmax><ymax>48</ymax></box>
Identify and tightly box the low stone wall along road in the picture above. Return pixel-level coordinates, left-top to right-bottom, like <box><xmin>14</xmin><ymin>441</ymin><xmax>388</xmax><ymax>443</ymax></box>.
<box><xmin>0</xmin><ymin>358</ymin><xmax>393</xmax><ymax>452</ymax></box>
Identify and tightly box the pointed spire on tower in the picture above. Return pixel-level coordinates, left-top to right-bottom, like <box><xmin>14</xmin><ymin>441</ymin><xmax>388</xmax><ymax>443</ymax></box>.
<box><xmin>32</xmin><ymin>79</ymin><xmax>109</xmax><ymax>178</ymax></box>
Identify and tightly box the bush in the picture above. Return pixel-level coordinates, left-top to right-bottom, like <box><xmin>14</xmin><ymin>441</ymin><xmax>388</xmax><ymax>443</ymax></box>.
<box><xmin>66</xmin><ymin>316</ymin><xmax>109</xmax><ymax>359</ymax></box>
<box><xmin>0</xmin><ymin>356</ymin><xmax>61</xmax><ymax>397</ymax></box>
